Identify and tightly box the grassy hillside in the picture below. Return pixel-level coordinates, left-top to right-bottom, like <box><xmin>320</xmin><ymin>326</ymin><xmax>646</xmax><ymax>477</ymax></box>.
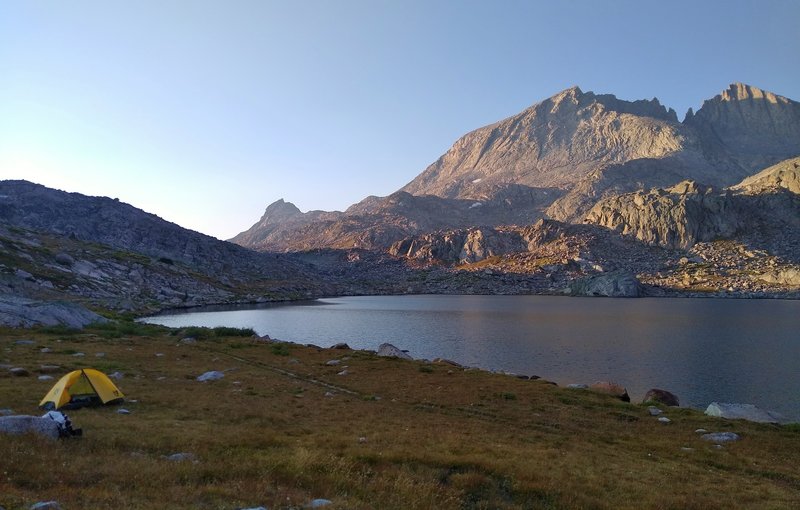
<box><xmin>1</xmin><ymin>323</ymin><xmax>799</xmax><ymax>509</ymax></box>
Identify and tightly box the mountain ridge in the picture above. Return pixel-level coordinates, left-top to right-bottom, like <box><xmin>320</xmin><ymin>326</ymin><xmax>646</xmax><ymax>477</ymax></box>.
<box><xmin>234</xmin><ymin>83</ymin><xmax>799</xmax><ymax>253</ymax></box>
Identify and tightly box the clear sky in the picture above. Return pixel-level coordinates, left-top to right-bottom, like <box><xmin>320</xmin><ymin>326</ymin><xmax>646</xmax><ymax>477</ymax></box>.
<box><xmin>1</xmin><ymin>1</ymin><xmax>798</xmax><ymax>240</ymax></box>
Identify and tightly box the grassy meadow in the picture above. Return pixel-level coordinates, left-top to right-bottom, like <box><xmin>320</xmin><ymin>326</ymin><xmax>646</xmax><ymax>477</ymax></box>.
<box><xmin>1</xmin><ymin>322</ymin><xmax>799</xmax><ymax>509</ymax></box>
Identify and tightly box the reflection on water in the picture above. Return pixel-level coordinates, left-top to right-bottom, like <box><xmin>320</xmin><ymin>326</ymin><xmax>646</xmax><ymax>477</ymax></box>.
<box><xmin>141</xmin><ymin>295</ymin><xmax>800</xmax><ymax>420</ymax></box>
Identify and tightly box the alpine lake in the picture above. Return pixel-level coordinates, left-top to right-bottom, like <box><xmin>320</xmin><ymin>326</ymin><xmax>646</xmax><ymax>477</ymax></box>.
<box><xmin>141</xmin><ymin>295</ymin><xmax>800</xmax><ymax>421</ymax></box>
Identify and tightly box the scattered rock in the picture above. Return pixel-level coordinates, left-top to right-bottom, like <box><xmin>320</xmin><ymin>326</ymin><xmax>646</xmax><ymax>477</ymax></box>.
<box><xmin>239</xmin><ymin>507</ymin><xmax>268</xmax><ymax>510</ymax></box>
<box><xmin>648</xmin><ymin>407</ymin><xmax>663</xmax><ymax>416</ymax></box>
<box><xmin>54</xmin><ymin>252</ymin><xmax>75</xmax><ymax>267</ymax></box>
<box><xmin>358</xmin><ymin>437</ymin><xmax>367</xmax><ymax>443</ymax></box>
<box><xmin>14</xmin><ymin>339</ymin><xmax>35</xmax><ymax>345</ymax></box>
<box><xmin>643</xmin><ymin>388</ymin><xmax>680</xmax><ymax>407</ymax></box>
<box><xmin>658</xmin><ymin>417</ymin><xmax>671</xmax><ymax>424</ymax></box>
<box><xmin>179</xmin><ymin>337</ymin><xmax>197</xmax><ymax>345</ymax></box>
<box><xmin>108</xmin><ymin>371</ymin><xmax>124</xmax><ymax>380</ymax></box>
<box><xmin>95</xmin><ymin>352</ymin><xmax>106</xmax><ymax>357</ymax></box>
<box><xmin>705</xmin><ymin>402</ymin><xmax>785</xmax><ymax>424</ymax></box>
<box><xmin>0</xmin><ymin>408</ymin><xmax>14</xmax><ymax>416</ymax></box>
<box><xmin>376</xmin><ymin>343</ymin><xmax>412</xmax><ymax>360</ymax></box>
<box><xmin>337</xmin><ymin>370</ymin><xmax>349</xmax><ymax>376</ymax></box>
<box><xmin>695</xmin><ymin>429</ymin><xmax>708</xmax><ymax>434</ymax></box>
<box><xmin>40</xmin><ymin>347</ymin><xmax>52</xmax><ymax>353</ymax></box>
<box><xmin>325</xmin><ymin>359</ymin><xmax>341</xmax><ymax>366</ymax></box>
<box><xmin>196</xmin><ymin>371</ymin><xmax>225</xmax><ymax>382</ymax></box>
<box><xmin>680</xmin><ymin>447</ymin><xmax>694</xmax><ymax>452</ymax></box>
<box><xmin>433</xmin><ymin>358</ymin><xmax>463</xmax><ymax>368</ymax></box>
<box><xmin>567</xmin><ymin>383</ymin><xmax>588</xmax><ymax>389</ymax></box>
<box><xmin>589</xmin><ymin>381</ymin><xmax>630</xmax><ymax>402</ymax></box>
<box><xmin>701</xmin><ymin>432</ymin><xmax>741</xmax><ymax>443</ymax></box>
<box><xmin>38</xmin><ymin>375</ymin><xmax>54</xmax><ymax>381</ymax></box>
<box><xmin>0</xmin><ymin>415</ymin><xmax>60</xmax><ymax>439</ymax></box>
<box><xmin>117</xmin><ymin>409</ymin><xmax>131</xmax><ymax>415</ymax></box>
<box><xmin>72</xmin><ymin>352</ymin><xmax>85</xmax><ymax>357</ymax></box>
<box><xmin>331</xmin><ymin>342</ymin><xmax>350</xmax><ymax>349</ymax></box>
<box><xmin>165</xmin><ymin>452</ymin><xmax>195</xmax><ymax>462</ymax></box>
<box><xmin>324</xmin><ymin>392</ymin><xmax>335</xmax><ymax>397</ymax></box>
<box><xmin>308</xmin><ymin>500</ymin><xmax>333</xmax><ymax>508</ymax></box>
<box><xmin>30</xmin><ymin>502</ymin><xmax>63</xmax><ymax>510</ymax></box>
<box><xmin>9</xmin><ymin>367</ymin><xmax>29</xmax><ymax>377</ymax></box>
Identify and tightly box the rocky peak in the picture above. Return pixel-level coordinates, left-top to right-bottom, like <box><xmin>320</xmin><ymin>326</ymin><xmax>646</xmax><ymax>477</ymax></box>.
<box><xmin>684</xmin><ymin>83</ymin><xmax>800</xmax><ymax>170</ymax></box>
<box><xmin>719</xmin><ymin>83</ymin><xmax>784</xmax><ymax>103</ymax></box>
<box><xmin>401</xmin><ymin>85</ymin><xmax>690</xmax><ymax>199</ymax></box>
<box><xmin>257</xmin><ymin>199</ymin><xmax>303</xmax><ymax>225</ymax></box>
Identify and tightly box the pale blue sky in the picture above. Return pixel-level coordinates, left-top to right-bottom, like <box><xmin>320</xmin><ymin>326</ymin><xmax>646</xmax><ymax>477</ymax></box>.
<box><xmin>1</xmin><ymin>1</ymin><xmax>798</xmax><ymax>239</ymax></box>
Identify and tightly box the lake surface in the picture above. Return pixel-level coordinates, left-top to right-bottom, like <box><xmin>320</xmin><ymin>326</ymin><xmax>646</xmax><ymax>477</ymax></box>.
<box><xmin>141</xmin><ymin>295</ymin><xmax>800</xmax><ymax>421</ymax></box>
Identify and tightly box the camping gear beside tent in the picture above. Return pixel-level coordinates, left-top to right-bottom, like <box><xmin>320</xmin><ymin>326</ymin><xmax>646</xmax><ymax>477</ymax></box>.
<box><xmin>39</xmin><ymin>368</ymin><xmax>124</xmax><ymax>410</ymax></box>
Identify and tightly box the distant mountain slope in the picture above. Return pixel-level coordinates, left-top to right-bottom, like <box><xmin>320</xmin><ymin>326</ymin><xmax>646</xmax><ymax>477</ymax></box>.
<box><xmin>235</xmin><ymin>83</ymin><xmax>799</xmax><ymax>253</ymax></box>
<box><xmin>0</xmin><ymin>180</ymin><xmax>328</xmax><ymax>310</ymax></box>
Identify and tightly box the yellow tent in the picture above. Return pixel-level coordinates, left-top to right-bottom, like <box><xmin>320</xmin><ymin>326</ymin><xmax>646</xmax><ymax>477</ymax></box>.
<box><xmin>39</xmin><ymin>368</ymin><xmax>124</xmax><ymax>410</ymax></box>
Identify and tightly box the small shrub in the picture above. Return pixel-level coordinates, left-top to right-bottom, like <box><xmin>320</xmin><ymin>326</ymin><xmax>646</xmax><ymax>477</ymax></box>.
<box><xmin>270</xmin><ymin>343</ymin><xmax>291</xmax><ymax>356</ymax></box>
<box><xmin>212</xmin><ymin>326</ymin><xmax>256</xmax><ymax>337</ymax></box>
<box><xmin>419</xmin><ymin>365</ymin><xmax>434</xmax><ymax>373</ymax></box>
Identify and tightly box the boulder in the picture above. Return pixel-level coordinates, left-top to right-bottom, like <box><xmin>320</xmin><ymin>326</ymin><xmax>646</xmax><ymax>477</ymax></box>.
<box><xmin>589</xmin><ymin>381</ymin><xmax>630</xmax><ymax>402</ymax></box>
<box><xmin>700</xmin><ymin>432</ymin><xmax>741</xmax><ymax>443</ymax></box>
<box><xmin>196</xmin><ymin>371</ymin><xmax>224</xmax><ymax>382</ymax></box>
<box><xmin>643</xmin><ymin>388</ymin><xmax>680</xmax><ymax>407</ymax></box>
<box><xmin>570</xmin><ymin>270</ymin><xmax>641</xmax><ymax>297</ymax></box>
<box><xmin>30</xmin><ymin>502</ymin><xmax>63</xmax><ymax>510</ymax></box>
<box><xmin>0</xmin><ymin>415</ymin><xmax>60</xmax><ymax>439</ymax></box>
<box><xmin>308</xmin><ymin>499</ymin><xmax>333</xmax><ymax>508</ymax></box>
<box><xmin>0</xmin><ymin>295</ymin><xmax>108</xmax><ymax>329</ymax></box>
<box><xmin>704</xmin><ymin>402</ymin><xmax>785</xmax><ymax>424</ymax></box>
<box><xmin>165</xmin><ymin>452</ymin><xmax>195</xmax><ymax>462</ymax></box>
<box><xmin>376</xmin><ymin>343</ymin><xmax>412</xmax><ymax>360</ymax></box>
<box><xmin>331</xmin><ymin>342</ymin><xmax>350</xmax><ymax>350</ymax></box>
<box><xmin>54</xmin><ymin>252</ymin><xmax>75</xmax><ymax>267</ymax></box>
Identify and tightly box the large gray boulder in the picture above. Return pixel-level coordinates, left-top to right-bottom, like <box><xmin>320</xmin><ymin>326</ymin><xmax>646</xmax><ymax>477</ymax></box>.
<box><xmin>570</xmin><ymin>270</ymin><xmax>642</xmax><ymax>297</ymax></box>
<box><xmin>196</xmin><ymin>370</ymin><xmax>224</xmax><ymax>382</ymax></box>
<box><xmin>704</xmin><ymin>402</ymin><xmax>786</xmax><ymax>424</ymax></box>
<box><xmin>376</xmin><ymin>343</ymin><xmax>412</xmax><ymax>360</ymax></box>
<box><xmin>0</xmin><ymin>415</ymin><xmax>60</xmax><ymax>439</ymax></box>
<box><xmin>643</xmin><ymin>388</ymin><xmax>680</xmax><ymax>407</ymax></box>
<box><xmin>0</xmin><ymin>295</ymin><xmax>108</xmax><ymax>329</ymax></box>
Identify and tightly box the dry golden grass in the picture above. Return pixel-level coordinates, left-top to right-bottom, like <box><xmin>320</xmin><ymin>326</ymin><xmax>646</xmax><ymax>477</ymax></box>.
<box><xmin>1</xmin><ymin>324</ymin><xmax>799</xmax><ymax>509</ymax></box>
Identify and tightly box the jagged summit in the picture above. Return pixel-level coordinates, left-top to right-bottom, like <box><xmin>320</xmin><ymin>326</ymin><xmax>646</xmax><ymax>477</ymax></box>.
<box><xmin>719</xmin><ymin>83</ymin><xmax>785</xmax><ymax>103</ymax></box>
<box><xmin>401</xmin><ymin>85</ymin><xmax>691</xmax><ymax>199</ymax></box>
<box><xmin>685</xmin><ymin>82</ymin><xmax>800</xmax><ymax>171</ymax></box>
<box><xmin>260</xmin><ymin>199</ymin><xmax>302</xmax><ymax>223</ymax></box>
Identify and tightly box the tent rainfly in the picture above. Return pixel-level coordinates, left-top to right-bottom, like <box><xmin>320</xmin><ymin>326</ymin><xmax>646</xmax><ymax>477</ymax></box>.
<box><xmin>39</xmin><ymin>368</ymin><xmax>124</xmax><ymax>410</ymax></box>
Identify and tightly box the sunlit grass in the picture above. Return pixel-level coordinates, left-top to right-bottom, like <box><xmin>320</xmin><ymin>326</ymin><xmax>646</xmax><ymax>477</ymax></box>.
<box><xmin>1</xmin><ymin>326</ymin><xmax>799</xmax><ymax>508</ymax></box>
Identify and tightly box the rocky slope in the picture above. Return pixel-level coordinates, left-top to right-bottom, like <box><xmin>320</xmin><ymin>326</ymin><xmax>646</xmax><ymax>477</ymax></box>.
<box><xmin>0</xmin><ymin>181</ymin><xmax>339</xmax><ymax>315</ymax></box>
<box><xmin>584</xmin><ymin>157</ymin><xmax>800</xmax><ymax>259</ymax></box>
